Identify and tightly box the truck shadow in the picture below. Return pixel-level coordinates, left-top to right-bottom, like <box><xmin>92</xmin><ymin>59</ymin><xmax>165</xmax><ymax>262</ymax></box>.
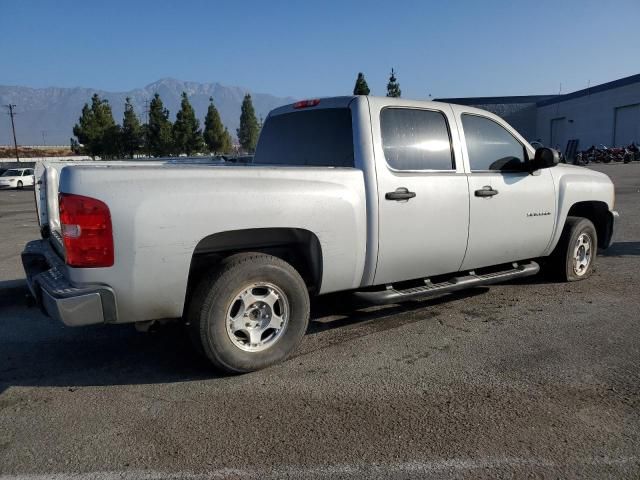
<box><xmin>307</xmin><ymin>289</ymin><xmax>487</xmax><ymax>335</ymax></box>
<box><xmin>600</xmin><ymin>241</ymin><xmax>640</xmax><ymax>257</ymax></box>
<box><xmin>0</xmin><ymin>286</ymin><xmax>487</xmax><ymax>392</ymax></box>
<box><xmin>501</xmin><ymin>241</ymin><xmax>640</xmax><ymax>288</ymax></box>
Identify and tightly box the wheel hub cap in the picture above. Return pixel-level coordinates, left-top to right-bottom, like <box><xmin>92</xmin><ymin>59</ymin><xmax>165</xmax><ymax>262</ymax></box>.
<box><xmin>226</xmin><ymin>283</ymin><xmax>289</xmax><ymax>352</ymax></box>
<box><xmin>573</xmin><ymin>233</ymin><xmax>592</xmax><ymax>276</ymax></box>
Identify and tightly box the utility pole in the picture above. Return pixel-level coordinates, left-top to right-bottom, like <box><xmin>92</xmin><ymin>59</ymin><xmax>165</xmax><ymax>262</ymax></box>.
<box><xmin>4</xmin><ymin>104</ymin><xmax>19</xmax><ymax>162</ymax></box>
<box><xmin>144</xmin><ymin>99</ymin><xmax>151</xmax><ymax>158</ymax></box>
<box><xmin>41</xmin><ymin>130</ymin><xmax>47</xmax><ymax>146</ymax></box>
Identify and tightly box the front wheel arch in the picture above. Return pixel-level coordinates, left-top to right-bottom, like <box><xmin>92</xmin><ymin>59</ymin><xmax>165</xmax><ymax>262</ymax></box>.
<box><xmin>566</xmin><ymin>201</ymin><xmax>612</xmax><ymax>248</ymax></box>
<box><xmin>548</xmin><ymin>201</ymin><xmax>612</xmax><ymax>254</ymax></box>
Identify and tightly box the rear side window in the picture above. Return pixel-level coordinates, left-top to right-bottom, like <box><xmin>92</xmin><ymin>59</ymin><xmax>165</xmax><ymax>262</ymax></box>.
<box><xmin>461</xmin><ymin>114</ymin><xmax>526</xmax><ymax>171</ymax></box>
<box><xmin>254</xmin><ymin>108</ymin><xmax>354</xmax><ymax>167</ymax></box>
<box><xmin>380</xmin><ymin>108</ymin><xmax>454</xmax><ymax>170</ymax></box>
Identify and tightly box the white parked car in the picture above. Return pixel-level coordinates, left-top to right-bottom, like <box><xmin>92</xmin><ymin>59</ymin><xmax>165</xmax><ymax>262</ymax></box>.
<box><xmin>0</xmin><ymin>168</ymin><xmax>35</xmax><ymax>189</ymax></box>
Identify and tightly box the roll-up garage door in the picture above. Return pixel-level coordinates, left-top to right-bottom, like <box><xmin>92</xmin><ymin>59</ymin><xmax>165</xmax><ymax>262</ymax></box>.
<box><xmin>614</xmin><ymin>104</ymin><xmax>640</xmax><ymax>146</ymax></box>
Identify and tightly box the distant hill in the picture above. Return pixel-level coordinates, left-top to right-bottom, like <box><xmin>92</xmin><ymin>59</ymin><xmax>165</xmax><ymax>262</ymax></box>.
<box><xmin>0</xmin><ymin>78</ymin><xmax>296</xmax><ymax>145</ymax></box>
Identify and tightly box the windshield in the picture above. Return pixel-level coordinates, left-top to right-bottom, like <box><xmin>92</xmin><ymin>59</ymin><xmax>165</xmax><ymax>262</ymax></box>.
<box><xmin>1</xmin><ymin>169</ymin><xmax>22</xmax><ymax>177</ymax></box>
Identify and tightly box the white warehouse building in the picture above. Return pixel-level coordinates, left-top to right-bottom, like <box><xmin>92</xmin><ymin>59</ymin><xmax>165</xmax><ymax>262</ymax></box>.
<box><xmin>438</xmin><ymin>73</ymin><xmax>640</xmax><ymax>157</ymax></box>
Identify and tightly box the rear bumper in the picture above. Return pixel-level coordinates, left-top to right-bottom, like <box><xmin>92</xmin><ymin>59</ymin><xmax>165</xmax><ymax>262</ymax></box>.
<box><xmin>21</xmin><ymin>239</ymin><xmax>117</xmax><ymax>326</ymax></box>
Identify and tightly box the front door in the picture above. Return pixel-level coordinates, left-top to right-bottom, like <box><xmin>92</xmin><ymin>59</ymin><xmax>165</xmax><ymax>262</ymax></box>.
<box><xmin>371</xmin><ymin>101</ymin><xmax>470</xmax><ymax>285</ymax></box>
<box><xmin>456</xmin><ymin>111</ymin><xmax>556</xmax><ymax>270</ymax></box>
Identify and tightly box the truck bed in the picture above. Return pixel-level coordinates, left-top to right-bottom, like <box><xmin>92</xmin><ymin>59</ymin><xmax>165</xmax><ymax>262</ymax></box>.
<box><xmin>39</xmin><ymin>162</ymin><xmax>367</xmax><ymax>323</ymax></box>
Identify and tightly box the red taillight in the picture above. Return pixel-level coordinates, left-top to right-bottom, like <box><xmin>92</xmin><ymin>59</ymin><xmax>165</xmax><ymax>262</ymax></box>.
<box><xmin>59</xmin><ymin>193</ymin><xmax>114</xmax><ymax>268</ymax></box>
<box><xmin>293</xmin><ymin>99</ymin><xmax>320</xmax><ymax>109</ymax></box>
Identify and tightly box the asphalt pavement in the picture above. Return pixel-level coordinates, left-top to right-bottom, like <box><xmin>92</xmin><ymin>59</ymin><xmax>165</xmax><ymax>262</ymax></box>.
<box><xmin>0</xmin><ymin>166</ymin><xmax>639</xmax><ymax>479</ymax></box>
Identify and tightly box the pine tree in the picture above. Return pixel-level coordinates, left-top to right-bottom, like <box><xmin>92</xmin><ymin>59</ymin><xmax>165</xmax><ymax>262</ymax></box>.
<box><xmin>72</xmin><ymin>93</ymin><xmax>117</xmax><ymax>159</ymax></box>
<box><xmin>173</xmin><ymin>92</ymin><xmax>204</xmax><ymax>155</ymax></box>
<box><xmin>92</xmin><ymin>95</ymin><xmax>117</xmax><ymax>157</ymax></box>
<box><xmin>103</xmin><ymin>124</ymin><xmax>124</xmax><ymax>159</ymax></box>
<box><xmin>386</xmin><ymin>68</ymin><xmax>402</xmax><ymax>98</ymax></box>
<box><xmin>203</xmin><ymin>97</ymin><xmax>228</xmax><ymax>153</ymax></box>
<box><xmin>147</xmin><ymin>93</ymin><xmax>174</xmax><ymax>157</ymax></box>
<box><xmin>353</xmin><ymin>72</ymin><xmax>370</xmax><ymax>95</ymax></box>
<box><xmin>72</xmin><ymin>103</ymin><xmax>95</xmax><ymax>157</ymax></box>
<box><xmin>220</xmin><ymin>127</ymin><xmax>233</xmax><ymax>154</ymax></box>
<box><xmin>121</xmin><ymin>97</ymin><xmax>143</xmax><ymax>158</ymax></box>
<box><xmin>237</xmin><ymin>93</ymin><xmax>260</xmax><ymax>153</ymax></box>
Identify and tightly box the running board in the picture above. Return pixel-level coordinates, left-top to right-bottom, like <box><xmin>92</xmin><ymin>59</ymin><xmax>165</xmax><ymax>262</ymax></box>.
<box><xmin>354</xmin><ymin>261</ymin><xmax>540</xmax><ymax>305</ymax></box>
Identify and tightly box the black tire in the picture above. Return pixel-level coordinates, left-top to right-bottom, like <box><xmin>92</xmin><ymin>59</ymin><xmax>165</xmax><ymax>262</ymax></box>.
<box><xmin>16</xmin><ymin>180</ymin><xmax>23</xmax><ymax>189</ymax></box>
<box><xmin>186</xmin><ymin>252</ymin><xmax>310</xmax><ymax>373</ymax></box>
<box><xmin>549</xmin><ymin>216</ymin><xmax>597</xmax><ymax>282</ymax></box>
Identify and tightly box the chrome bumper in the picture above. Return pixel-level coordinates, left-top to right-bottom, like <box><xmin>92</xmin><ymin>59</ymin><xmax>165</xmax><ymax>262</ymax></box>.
<box><xmin>21</xmin><ymin>240</ymin><xmax>117</xmax><ymax>326</ymax></box>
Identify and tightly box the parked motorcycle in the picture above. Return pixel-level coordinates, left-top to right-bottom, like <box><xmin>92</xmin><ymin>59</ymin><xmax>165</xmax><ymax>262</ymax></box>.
<box><xmin>582</xmin><ymin>145</ymin><xmax>606</xmax><ymax>163</ymax></box>
<box><xmin>577</xmin><ymin>143</ymin><xmax>639</xmax><ymax>165</ymax></box>
<box><xmin>624</xmin><ymin>143</ymin><xmax>639</xmax><ymax>163</ymax></box>
<box><xmin>607</xmin><ymin>146</ymin><xmax>625</xmax><ymax>162</ymax></box>
<box><xmin>574</xmin><ymin>151</ymin><xmax>587</xmax><ymax>165</ymax></box>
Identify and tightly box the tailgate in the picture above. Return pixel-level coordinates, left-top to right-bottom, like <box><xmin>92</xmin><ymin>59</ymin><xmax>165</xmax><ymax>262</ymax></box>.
<box><xmin>34</xmin><ymin>160</ymin><xmax>73</xmax><ymax>238</ymax></box>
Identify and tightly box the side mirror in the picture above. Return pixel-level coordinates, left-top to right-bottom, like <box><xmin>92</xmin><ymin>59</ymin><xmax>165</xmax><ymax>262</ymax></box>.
<box><xmin>532</xmin><ymin>147</ymin><xmax>560</xmax><ymax>170</ymax></box>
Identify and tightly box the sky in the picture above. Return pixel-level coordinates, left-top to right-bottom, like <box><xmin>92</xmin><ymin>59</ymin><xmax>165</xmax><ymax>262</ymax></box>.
<box><xmin>1</xmin><ymin>0</ymin><xmax>639</xmax><ymax>100</ymax></box>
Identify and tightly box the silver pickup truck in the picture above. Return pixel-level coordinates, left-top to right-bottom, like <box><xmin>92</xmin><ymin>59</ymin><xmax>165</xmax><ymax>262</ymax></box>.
<box><xmin>23</xmin><ymin>96</ymin><xmax>618</xmax><ymax>373</ymax></box>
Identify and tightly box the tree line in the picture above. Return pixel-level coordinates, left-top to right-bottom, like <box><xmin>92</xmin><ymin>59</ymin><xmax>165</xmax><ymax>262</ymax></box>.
<box><xmin>73</xmin><ymin>68</ymin><xmax>400</xmax><ymax>160</ymax></box>
<box><xmin>72</xmin><ymin>92</ymin><xmax>260</xmax><ymax>159</ymax></box>
<box><xmin>353</xmin><ymin>68</ymin><xmax>402</xmax><ymax>97</ymax></box>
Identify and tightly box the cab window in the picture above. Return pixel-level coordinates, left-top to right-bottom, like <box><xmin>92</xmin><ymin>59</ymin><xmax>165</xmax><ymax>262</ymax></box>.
<box><xmin>380</xmin><ymin>108</ymin><xmax>454</xmax><ymax>170</ymax></box>
<box><xmin>462</xmin><ymin>114</ymin><xmax>527</xmax><ymax>172</ymax></box>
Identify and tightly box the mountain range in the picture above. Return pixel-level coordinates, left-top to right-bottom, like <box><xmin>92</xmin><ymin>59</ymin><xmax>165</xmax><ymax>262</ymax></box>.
<box><xmin>0</xmin><ymin>78</ymin><xmax>296</xmax><ymax>145</ymax></box>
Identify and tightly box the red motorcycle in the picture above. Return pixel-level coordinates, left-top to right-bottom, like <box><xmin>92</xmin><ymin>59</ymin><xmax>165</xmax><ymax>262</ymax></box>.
<box><xmin>606</xmin><ymin>146</ymin><xmax>625</xmax><ymax>162</ymax></box>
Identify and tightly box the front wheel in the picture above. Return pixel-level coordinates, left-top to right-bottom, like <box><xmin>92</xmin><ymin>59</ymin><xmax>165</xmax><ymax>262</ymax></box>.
<box><xmin>16</xmin><ymin>180</ymin><xmax>23</xmax><ymax>189</ymax></box>
<box><xmin>549</xmin><ymin>216</ymin><xmax>597</xmax><ymax>282</ymax></box>
<box><xmin>187</xmin><ymin>253</ymin><xmax>310</xmax><ymax>373</ymax></box>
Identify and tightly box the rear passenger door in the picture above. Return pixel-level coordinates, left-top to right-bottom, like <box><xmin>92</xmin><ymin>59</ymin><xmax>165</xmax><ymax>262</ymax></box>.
<box><xmin>370</xmin><ymin>100</ymin><xmax>470</xmax><ymax>285</ymax></box>
<box><xmin>454</xmin><ymin>110</ymin><xmax>556</xmax><ymax>270</ymax></box>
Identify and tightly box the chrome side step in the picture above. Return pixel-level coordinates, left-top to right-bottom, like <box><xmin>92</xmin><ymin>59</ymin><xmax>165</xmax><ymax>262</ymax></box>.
<box><xmin>354</xmin><ymin>261</ymin><xmax>540</xmax><ymax>305</ymax></box>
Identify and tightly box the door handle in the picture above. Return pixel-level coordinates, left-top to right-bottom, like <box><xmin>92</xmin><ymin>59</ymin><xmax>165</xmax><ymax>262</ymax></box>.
<box><xmin>474</xmin><ymin>186</ymin><xmax>499</xmax><ymax>197</ymax></box>
<box><xmin>385</xmin><ymin>187</ymin><xmax>416</xmax><ymax>201</ymax></box>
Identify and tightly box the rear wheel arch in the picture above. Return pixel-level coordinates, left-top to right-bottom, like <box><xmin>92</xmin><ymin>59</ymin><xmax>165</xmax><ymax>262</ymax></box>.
<box><xmin>185</xmin><ymin>228</ymin><xmax>323</xmax><ymax>307</ymax></box>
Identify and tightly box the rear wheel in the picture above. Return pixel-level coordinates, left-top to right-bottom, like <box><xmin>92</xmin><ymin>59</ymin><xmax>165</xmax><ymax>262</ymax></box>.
<box><xmin>549</xmin><ymin>216</ymin><xmax>597</xmax><ymax>281</ymax></box>
<box><xmin>187</xmin><ymin>253</ymin><xmax>310</xmax><ymax>373</ymax></box>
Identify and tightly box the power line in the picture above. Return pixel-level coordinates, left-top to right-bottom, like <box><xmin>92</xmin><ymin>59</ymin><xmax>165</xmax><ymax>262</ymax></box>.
<box><xmin>4</xmin><ymin>104</ymin><xmax>20</xmax><ymax>162</ymax></box>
